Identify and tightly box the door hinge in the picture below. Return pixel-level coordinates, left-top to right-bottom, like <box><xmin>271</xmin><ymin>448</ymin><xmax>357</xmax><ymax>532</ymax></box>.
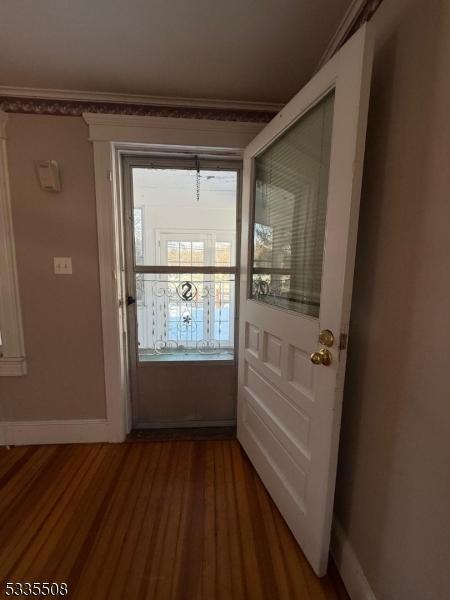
<box><xmin>107</xmin><ymin>170</ymin><xmax>112</xmax><ymax>182</ymax></box>
<box><xmin>339</xmin><ymin>333</ymin><xmax>348</xmax><ymax>350</ymax></box>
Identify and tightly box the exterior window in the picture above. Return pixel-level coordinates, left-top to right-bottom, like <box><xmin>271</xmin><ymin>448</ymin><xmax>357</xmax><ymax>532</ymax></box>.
<box><xmin>215</xmin><ymin>242</ymin><xmax>232</xmax><ymax>267</ymax></box>
<box><xmin>166</xmin><ymin>240</ymin><xmax>205</xmax><ymax>266</ymax></box>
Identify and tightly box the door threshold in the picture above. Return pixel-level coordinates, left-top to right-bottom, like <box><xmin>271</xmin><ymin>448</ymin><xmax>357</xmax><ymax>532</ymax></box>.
<box><xmin>127</xmin><ymin>426</ymin><xmax>236</xmax><ymax>442</ymax></box>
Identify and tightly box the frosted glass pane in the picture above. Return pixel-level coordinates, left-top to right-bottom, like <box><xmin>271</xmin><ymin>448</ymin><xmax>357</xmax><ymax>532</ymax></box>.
<box><xmin>251</xmin><ymin>92</ymin><xmax>334</xmax><ymax>318</ymax></box>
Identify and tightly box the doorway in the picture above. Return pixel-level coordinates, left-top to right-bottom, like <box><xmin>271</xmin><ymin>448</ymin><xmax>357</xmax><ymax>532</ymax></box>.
<box><xmin>88</xmin><ymin>22</ymin><xmax>371</xmax><ymax>579</ymax></box>
<box><xmin>122</xmin><ymin>155</ymin><xmax>241</xmax><ymax>429</ymax></box>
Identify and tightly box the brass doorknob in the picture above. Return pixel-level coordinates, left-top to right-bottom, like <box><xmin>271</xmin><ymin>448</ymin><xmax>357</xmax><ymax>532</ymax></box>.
<box><xmin>310</xmin><ymin>348</ymin><xmax>332</xmax><ymax>366</ymax></box>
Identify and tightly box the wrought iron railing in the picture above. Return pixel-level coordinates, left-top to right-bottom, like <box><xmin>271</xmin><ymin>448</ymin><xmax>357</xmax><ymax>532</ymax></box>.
<box><xmin>135</xmin><ymin>274</ymin><xmax>235</xmax><ymax>359</ymax></box>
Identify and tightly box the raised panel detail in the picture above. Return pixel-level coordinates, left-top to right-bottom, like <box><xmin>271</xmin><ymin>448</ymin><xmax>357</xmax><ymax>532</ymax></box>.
<box><xmin>263</xmin><ymin>332</ymin><xmax>282</xmax><ymax>375</ymax></box>
<box><xmin>288</xmin><ymin>345</ymin><xmax>314</xmax><ymax>397</ymax></box>
<box><xmin>245</xmin><ymin>323</ymin><xmax>260</xmax><ymax>358</ymax></box>
<box><xmin>245</xmin><ymin>363</ymin><xmax>311</xmax><ymax>456</ymax></box>
<box><xmin>242</xmin><ymin>402</ymin><xmax>307</xmax><ymax>512</ymax></box>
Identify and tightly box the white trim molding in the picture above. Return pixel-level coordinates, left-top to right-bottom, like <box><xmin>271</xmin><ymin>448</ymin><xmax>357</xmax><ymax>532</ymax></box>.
<box><xmin>0</xmin><ymin>110</ymin><xmax>26</xmax><ymax>376</ymax></box>
<box><xmin>0</xmin><ymin>357</ymin><xmax>26</xmax><ymax>376</ymax></box>
<box><xmin>83</xmin><ymin>113</ymin><xmax>263</xmax><ymax>145</ymax></box>
<box><xmin>83</xmin><ymin>114</ymin><xmax>262</xmax><ymax>442</ymax></box>
<box><xmin>331</xmin><ymin>518</ymin><xmax>377</xmax><ymax>600</ymax></box>
<box><xmin>2</xmin><ymin>419</ymin><xmax>108</xmax><ymax>446</ymax></box>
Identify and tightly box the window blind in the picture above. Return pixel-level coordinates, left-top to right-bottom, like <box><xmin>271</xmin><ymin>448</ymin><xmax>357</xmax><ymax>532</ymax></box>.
<box><xmin>251</xmin><ymin>91</ymin><xmax>334</xmax><ymax>318</ymax></box>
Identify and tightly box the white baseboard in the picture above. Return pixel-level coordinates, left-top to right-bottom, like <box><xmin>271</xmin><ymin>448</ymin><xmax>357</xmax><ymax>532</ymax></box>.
<box><xmin>331</xmin><ymin>518</ymin><xmax>377</xmax><ymax>600</ymax></box>
<box><xmin>2</xmin><ymin>419</ymin><xmax>108</xmax><ymax>446</ymax></box>
<box><xmin>0</xmin><ymin>422</ymin><xmax>6</xmax><ymax>446</ymax></box>
<box><xmin>0</xmin><ymin>357</ymin><xmax>27</xmax><ymax>376</ymax></box>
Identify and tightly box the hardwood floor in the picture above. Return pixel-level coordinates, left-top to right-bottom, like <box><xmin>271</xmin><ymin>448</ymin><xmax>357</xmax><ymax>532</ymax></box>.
<box><xmin>0</xmin><ymin>441</ymin><xmax>348</xmax><ymax>599</ymax></box>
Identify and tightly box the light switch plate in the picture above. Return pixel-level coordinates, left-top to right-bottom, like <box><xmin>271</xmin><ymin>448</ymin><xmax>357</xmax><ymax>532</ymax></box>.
<box><xmin>54</xmin><ymin>257</ymin><xmax>72</xmax><ymax>275</ymax></box>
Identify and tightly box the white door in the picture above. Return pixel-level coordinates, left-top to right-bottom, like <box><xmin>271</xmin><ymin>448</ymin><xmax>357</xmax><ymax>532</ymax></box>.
<box><xmin>237</xmin><ymin>25</ymin><xmax>373</xmax><ymax>576</ymax></box>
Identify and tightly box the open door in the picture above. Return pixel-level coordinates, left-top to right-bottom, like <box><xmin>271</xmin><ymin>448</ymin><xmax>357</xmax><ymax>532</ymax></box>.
<box><xmin>237</xmin><ymin>25</ymin><xmax>373</xmax><ymax>576</ymax></box>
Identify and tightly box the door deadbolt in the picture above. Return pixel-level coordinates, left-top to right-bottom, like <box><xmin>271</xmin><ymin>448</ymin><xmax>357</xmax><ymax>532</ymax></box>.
<box><xmin>318</xmin><ymin>329</ymin><xmax>334</xmax><ymax>347</ymax></box>
<box><xmin>310</xmin><ymin>348</ymin><xmax>332</xmax><ymax>366</ymax></box>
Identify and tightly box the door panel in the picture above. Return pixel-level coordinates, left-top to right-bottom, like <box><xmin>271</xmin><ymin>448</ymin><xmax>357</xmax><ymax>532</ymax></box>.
<box><xmin>134</xmin><ymin>363</ymin><xmax>235</xmax><ymax>427</ymax></box>
<box><xmin>123</xmin><ymin>158</ymin><xmax>241</xmax><ymax>427</ymax></box>
<box><xmin>237</xmin><ymin>25</ymin><xmax>373</xmax><ymax>575</ymax></box>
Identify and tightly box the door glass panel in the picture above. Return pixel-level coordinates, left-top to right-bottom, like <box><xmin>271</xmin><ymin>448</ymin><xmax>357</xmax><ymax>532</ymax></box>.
<box><xmin>250</xmin><ymin>91</ymin><xmax>334</xmax><ymax>318</ymax></box>
<box><xmin>132</xmin><ymin>168</ymin><xmax>237</xmax><ymax>267</ymax></box>
<box><xmin>131</xmin><ymin>166</ymin><xmax>238</xmax><ymax>361</ymax></box>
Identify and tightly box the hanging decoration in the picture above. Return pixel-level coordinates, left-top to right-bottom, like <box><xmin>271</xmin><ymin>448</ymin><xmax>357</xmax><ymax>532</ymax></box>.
<box><xmin>195</xmin><ymin>155</ymin><xmax>200</xmax><ymax>202</ymax></box>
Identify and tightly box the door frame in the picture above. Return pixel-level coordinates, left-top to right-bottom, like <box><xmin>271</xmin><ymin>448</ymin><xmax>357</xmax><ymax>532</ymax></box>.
<box><xmin>83</xmin><ymin>114</ymin><xmax>263</xmax><ymax>441</ymax></box>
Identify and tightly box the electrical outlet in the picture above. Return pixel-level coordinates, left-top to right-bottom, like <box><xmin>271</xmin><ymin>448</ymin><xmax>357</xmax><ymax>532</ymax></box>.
<box><xmin>54</xmin><ymin>257</ymin><xmax>72</xmax><ymax>275</ymax></box>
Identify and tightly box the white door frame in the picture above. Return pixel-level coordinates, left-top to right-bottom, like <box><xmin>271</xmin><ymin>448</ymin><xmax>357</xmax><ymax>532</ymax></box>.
<box><xmin>83</xmin><ymin>114</ymin><xmax>264</xmax><ymax>441</ymax></box>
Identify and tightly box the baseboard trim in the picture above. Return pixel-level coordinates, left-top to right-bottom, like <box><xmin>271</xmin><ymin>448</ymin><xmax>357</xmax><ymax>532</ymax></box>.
<box><xmin>0</xmin><ymin>357</ymin><xmax>27</xmax><ymax>376</ymax></box>
<box><xmin>331</xmin><ymin>518</ymin><xmax>377</xmax><ymax>600</ymax></box>
<box><xmin>2</xmin><ymin>419</ymin><xmax>108</xmax><ymax>446</ymax></box>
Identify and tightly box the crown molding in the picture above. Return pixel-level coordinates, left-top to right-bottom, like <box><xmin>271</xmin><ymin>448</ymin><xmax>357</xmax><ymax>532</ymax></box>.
<box><xmin>0</xmin><ymin>86</ymin><xmax>283</xmax><ymax>112</ymax></box>
<box><xmin>0</xmin><ymin>86</ymin><xmax>281</xmax><ymax>123</ymax></box>
<box><xmin>316</xmin><ymin>0</ymin><xmax>383</xmax><ymax>71</ymax></box>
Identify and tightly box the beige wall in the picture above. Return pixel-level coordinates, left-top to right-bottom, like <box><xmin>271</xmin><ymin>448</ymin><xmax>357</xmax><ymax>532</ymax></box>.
<box><xmin>335</xmin><ymin>0</ymin><xmax>450</xmax><ymax>599</ymax></box>
<box><xmin>0</xmin><ymin>115</ymin><xmax>106</xmax><ymax>420</ymax></box>
<box><xmin>1</xmin><ymin>2</ymin><xmax>449</xmax><ymax>594</ymax></box>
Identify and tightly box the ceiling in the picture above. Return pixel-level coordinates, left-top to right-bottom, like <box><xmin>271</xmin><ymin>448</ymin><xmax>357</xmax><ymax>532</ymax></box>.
<box><xmin>0</xmin><ymin>0</ymin><xmax>352</xmax><ymax>105</ymax></box>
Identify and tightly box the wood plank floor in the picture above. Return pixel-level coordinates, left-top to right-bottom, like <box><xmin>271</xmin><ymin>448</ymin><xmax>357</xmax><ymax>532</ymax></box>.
<box><xmin>0</xmin><ymin>441</ymin><xmax>348</xmax><ymax>600</ymax></box>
